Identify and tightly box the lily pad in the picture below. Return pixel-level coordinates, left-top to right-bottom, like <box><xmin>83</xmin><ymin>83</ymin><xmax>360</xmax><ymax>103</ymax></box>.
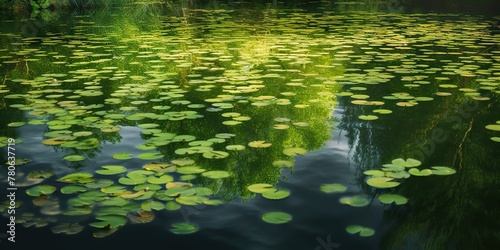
<box><xmin>408</xmin><ymin>168</ymin><xmax>433</xmax><ymax>176</ymax></box>
<box><xmin>391</xmin><ymin>158</ymin><xmax>421</xmax><ymax>168</ymax></box>
<box><xmin>262</xmin><ymin>189</ymin><xmax>290</xmax><ymax>200</ymax></box>
<box><xmin>248</xmin><ymin>183</ymin><xmax>277</xmax><ymax>194</ymax></box>
<box><xmin>90</xmin><ymin>215</ymin><xmax>127</xmax><ymax>229</ymax></box>
<box><xmin>431</xmin><ymin>166</ymin><xmax>456</xmax><ymax>175</ymax></box>
<box><xmin>248</xmin><ymin>141</ymin><xmax>272</xmax><ymax>148</ymax></box>
<box><xmin>51</xmin><ymin>223</ymin><xmax>84</xmax><ymax>235</ymax></box>
<box><xmin>366</xmin><ymin>177</ymin><xmax>400</xmax><ymax>189</ymax></box>
<box><xmin>113</xmin><ymin>152</ymin><xmax>133</xmax><ymax>160</ymax></box>
<box><xmin>282</xmin><ymin>147</ymin><xmax>308</xmax><ymax>156</ymax></box>
<box><xmin>170</xmin><ymin>222</ymin><xmax>198</xmax><ymax>234</ymax></box>
<box><xmin>378</xmin><ymin>194</ymin><xmax>408</xmax><ymax>205</ymax></box>
<box><xmin>339</xmin><ymin>195</ymin><xmax>369</xmax><ymax>207</ymax></box>
<box><xmin>201</xmin><ymin>170</ymin><xmax>231</xmax><ymax>179</ymax></box>
<box><xmin>262</xmin><ymin>212</ymin><xmax>292</xmax><ymax>224</ymax></box>
<box><xmin>141</xmin><ymin>201</ymin><xmax>165</xmax><ymax>211</ymax></box>
<box><xmin>96</xmin><ymin>165</ymin><xmax>127</xmax><ymax>175</ymax></box>
<box><xmin>359</xmin><ymin>115</ymin><xmax>378</xmax><ymax>121</ymax></box>
<box><xmin>26</xmin><ymin>185</ymin><xmax>57</xmax><ymax>196</ymax></box>
<box><xmin>485</xmin><ymin>124</ymin><xmax>500</xmax><ymax>131</ymax></box>
<box><xmin>137</xmin><ymin>152</ymin><xmax>164</xmax><ymax>160</ymax></box>
<box><xmin>346</xmin><ymin>225</ymin><xmax>375</xmax><ymax>237</ymax></box>
<box><xmin>320</xmin><ymin>183</ymin><xmax>347</xmax><ymax>194</ymax></box>
<box><xmin>60</xmin><ymin>185</ymin><xmax>87</xmax><ymax>194</ymax></box>
<box><xmin>28</xmin><ymin>170</ymin><xmax>54</xmax><ymax>179</ymax></box>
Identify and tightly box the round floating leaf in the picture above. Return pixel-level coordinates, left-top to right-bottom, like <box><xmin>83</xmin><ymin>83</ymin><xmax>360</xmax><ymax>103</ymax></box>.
<box><xmin>366</xmin><ymin>177</ymin><xmax>400</xmax><ymax>189</ymax></box>
<box><xmin>373</xmin><ymin>109</ymin><xmax>392</xmax><ymax>115</ymax></box>
<box><xmin>147</xmin><ymin>174</ymin><xmax>174</xmax><ymax>184</ymax></box>
<box><xmin>141</xmin><ymin>201</ymin><xmax>165</xmax><ymax>211</ymax></box>
<box><xmin>282</xmin><ymin>147</ymin><xmax>308</xmax><ymax>156</ymax></box>
<box><xmin>272</xmin><ymin>160</ymin><xmax>294</xmax><ymax>168</ymax></box>
<box><xmin>485</xmin><ymin>124</ymin><xmax>500</xmax><ymax>131</ymax></box>
<box><xmin>391</xmin><ymin>158</ymin><xmax>421</xmax><ymax>168</ymax></box>
<box><xmin>408</xmin><ymin>168</ymin><xmax>432</xmax><ymax>176</ymax></box>
<box><xmin>137</xmin><ymin>152</ymin><xmax>164</xmax><ymax>160</ymax></box>
<box><xmin>60</xmin><ymin>185</ymin><xmax>87</xmax><ymax>194</ymax></box>
<box><xmin>248</xmin><ymin>140</ymin><xmax>272</xmax><ymax>148</ymax></box>
<box><xmin>176</xmin><ymin>166</ymin><xmax>205</xmax><ymax>174</ymax></box>
<box><xmin>100</xmin><ymin>197</ymin><xmax>129</xmax><ymax>206</ymax></box>
<box><xmin>320</xmin><ymin>183</ymin><xmax>347</xmax><ymax>194</ymax></box>
<box><xmin>58</xmin><ymin>172</ymin><xmax>94</xmax><ymax>184</ymax></box>
<box><xmin>90</xmin><ymin>215</ymin><xmax>127</xmax><ymax>229</ymax></box>
<box><xmin>113</xmin><ymin>152</ymin><xmax>133</xmax><ymax>160</ymax></box>
<box><xmin>96</xmin><ymin>165</ymin><xmax>127</xmax><ymax>175</ymax></box>
<box><xmin>262</xmin><ymin>212</ymin><xmax>292</xmax><ymax>224</ymax></box>
<box><xmin>339</xmin><ymin>195</ymin><xmax>369</xmax><ymax>207</ymax></box>
<box><xmin>346</xmin><ymin>225</ymin><xmax>375</xmax><ymax>237</ymax></box>
<box><xmin>262</xmin><ymin>189</ymin><xmax>290</xmax><ymax>200</ymax></box>
<box><xmin>8</xmin><ymin>122</ymin><xmax>26</xmax><ymax>127</ymax></box>
<box><xmin>378</xmin><ymin>194</ymin><xmax>408</xmax><ymax>205</ymax></box>
<box><xmin>202</xmin><ymin>151</ymin><xmax>229</xmax><ymax>159</ymax></box>
<box><xmin>51</xmin><ymin>223</ymin><xmax>84</xmax><ymax>235</ymax></box>
<box><xmin>170</xmin><ymin>222</ymin><xmax>198</xmax><ymax>234</ymax></box>
<box><xmin>226</xmin><ymin>145</ymin><xmax>245</xmax><ymax>151</ymax></box>
<box><xmin>26</xmin><ymin>185</ymin><xmax>57</xmax><ymax>196</ymax></box>
<box><xmin>359</xmin><ymin>115</ymin><xmax>378</xmax><ymax>121</ymax></box>
<box><xmin>63</xmin><ymin>154</ymin><xmax>85</xmax><ymax>162</ymax></box>
<box><xmin>165</xmin><ymin>201</ymin><xmax>181</xmax><ymax>211</ymax></box>
<box><xmin>363</xmin><ymin>170</ymin><xmax>385</xmax><ymax>177</ymax></box>
<box><xmin>430</xmin><ymin>166</ymin><xmax>456</xmax><ymax>175</ymax></box>
<box><xmin>201</xmin><ymin>170</ymin><xmax>231</xmax><ymax>179</ymax></box>
<box><xmin>248</xmin><ymin>183</ymin><xmax>277</xmax><ymax>194</ymax></box>
<box><xmin>28</xmin><ymin>170</ymin><xmax>54</xmax><ymax>179</ymax></box>
<box><xmin>491</xmin><ymin>137</ymin><xmax>500</xmax><ymax>142</ymax></box>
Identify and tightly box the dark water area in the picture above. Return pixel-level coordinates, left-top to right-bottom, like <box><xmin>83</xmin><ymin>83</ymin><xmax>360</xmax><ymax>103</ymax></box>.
<box><xmin>0</xmin><ymin>1</ymin><xmax>499</xmax><ymax>250</ymax></box>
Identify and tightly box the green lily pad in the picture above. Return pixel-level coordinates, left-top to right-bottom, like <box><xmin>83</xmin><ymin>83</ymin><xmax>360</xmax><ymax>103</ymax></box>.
<box><xmin>201</xmin><ymin>170</ymin><xmax>231</xmax><ymax>179</ymax></box>
<box><xmin>62</xmin><ymin>154</ymin><xmax>86</xmax><ymax>162</ymax></box>
<box><xmin>93</xmin><ymin>228</ymin><xmax>118</xmax><ymax>238</ymax></box>
<box><xmin>378</xmin><ymin>194</ymin><xmax>408</xmax><ymax>205</ymax></box>
<box><xmin>226</xmin><ymin>145</ymin><xmax>246</xmax><ymax>151</ymax></box>
<box><xmin>90</xmin><ymin>215</ymin><xmax>127</xmax><ymax>229</ymax></box>
<box><xmin>100</xmin><ymin>197</ymin><xmax>129</xmax><ymax>206</ymax></box>
<box><xmin>141</xmin><ymin>201</ymin><xmax>165</xmax><ymax>211</ymax></box>
<box><xmin>113</xmin><ymin>152</ymin><xmax>133</xmax><ymax>160</ymax></box>
<box><xmin>320</xmin><ymin>183</ymin><xmax>347</xmax><ymax>194</ymax></box>
<box><xmin>391</xmin><ymin>158</ymin><xmax>421</xmax><ymax>168</ymax></box>
<box><xmin>6</xmin><ymin>158</ymin><xmax>30</xmax><ymax>166</ymax></box>
<box><xmin>96</xmin><ymin>165</ymin><xmax>127</xmax><ymax>175</ymax></box>
<box><xmin>26</xmin><ymin>185</ymin><xmax>57</xmax><ymax>196</ymax></box>
<box><xmin>491</xmin><ymin>137</ymin><xmax>500</xmax><ymax>142</ymax></box>
<box><xmin>58</xmin><ymin>172</ymin><xmax>94</xmax><ymax>184</ymax></box>
<box><xmin>282</xmin><ymin>147</ymin><xmax>308</xmax><ymax>156</ymax></box>
<box><xmin>359</xmin><ymin>115</ymin><xmax>379</xmax><ymax>121</ymax></box>
<box><xmin>248</xmin><ymin>184</ymin><xmax>277</xmax><ymax>194</ymax></box>
<box><xmin>137</xmin><ymin>152</ymin><xmax>164</xmax><ymax>160</ymax></box>
<box><xmin>170</xmin><ymin>222</ymin><xmax>198</xmax><ymax>234</ymax></box>
<box><xmin>147</xmin><ymin>174</ymin><xmax>174</xmax><ymax>184</ymax></box>
<box><xmin>51</xmin><ymin>223</ymin><xmax>84</xmax><ymax>235</ymax></box>
<box><xmin>408</xmin><ymin>168</ymin><xmax>433</xmax><ymax>176</ymax></box>
<box><xmin>28</xmin><ymin>170</ymin><xmax>54</xmax><ymax>179</ymax></box>
<box><xmin>485</xmin><ymin>124</ymin><xmax>500</xmax><ymax>131</ymax></box>
<box><xmin>60</xmin><ymin>185</ymin><xmax>87</xmax><ymax>194</ymax></box>
<box><xmin>8</xmin><ymin>121</ymin><xmax>26</xmax><ymax>127</ymax></box>
<box><xmin>363</xmin><ymin>170</ymin><xmax>385</xmax><ymax>177</ymax></box>
<box><xmin>431</xmin><ymin>166</ymin><xmax>456</xmax><ymax>175</ymax></box>
<box><xmin>202</xmin><ymin>151</ymin><xmax>229</xmax><ymax>159</ymax></box>
<box><xmin>346</xmin><ymin>225</ymin><xmax>375</xmax><ymax>237</ymax></box>
<box><xmin>165</xmin><ymin>201</ymin><xmax>181</xmax><ymax>211</ymax></box>
<box><xmin>272</xmin><ymin>160</ymin><xmax>294</xmax><ymax>168</ymax></box>
<box><xmin>366</xmin><ymin>177</ymin><xmax>400</xmax><ymax>188</ymax></box>
<box><xmin>248</xmin><ymin>140</ymin><xmax>272</xmax><ymax>148</ymax></box>
<box><xmin>176</xmin><ymin>166</ymin><xmax>206</xmax><ymax>174</ymax></box>
<box><xmin>262</xmin><ymin>189</ymin><xmax>290</xmax><ymax>200</ymax></box>
<box><xmin>262</xmin><ymin>212</ymin><xmax>292</xmax><ymax>224</ymax></box>
<box><xmin>339</xmin><ymin>195</ymin><xmax>369</xmax><ymax>207</ymax></box>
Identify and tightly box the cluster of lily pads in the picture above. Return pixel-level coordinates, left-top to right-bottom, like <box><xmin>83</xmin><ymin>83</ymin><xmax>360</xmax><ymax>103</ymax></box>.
<box><xmin>320</xmin><ymin>157</ymin><xmax>456</xmax><ymax>237</ymax></box>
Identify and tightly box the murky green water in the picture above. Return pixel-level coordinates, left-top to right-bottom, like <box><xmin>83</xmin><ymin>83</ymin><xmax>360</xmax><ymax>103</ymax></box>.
<box><xmin>0</xmin><ymin>3</ymin><xmax>499</xmax><ymax>250</ymax></box>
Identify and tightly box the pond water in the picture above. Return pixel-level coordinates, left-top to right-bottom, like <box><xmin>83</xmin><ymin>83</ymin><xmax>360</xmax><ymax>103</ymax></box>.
<box><xmin>0</xmin><ymin>2</ymin><xmax>499</xmax><ymax>250</ymax></box>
